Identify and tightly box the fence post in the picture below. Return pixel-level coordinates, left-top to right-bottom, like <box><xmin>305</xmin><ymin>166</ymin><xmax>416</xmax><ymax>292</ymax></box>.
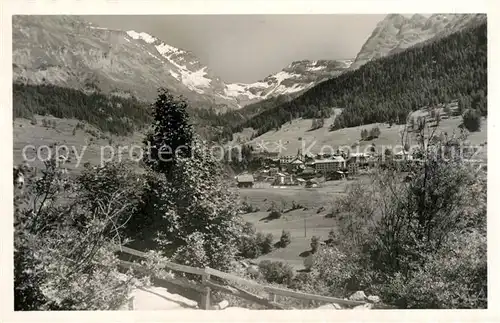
<box><xmin>127</xmin><ymin>296</ymin><xmax>134</xmax><ymax>310</ymax></box>
<box><xmin>269</xmin><ymin>292</ymin><xmax>276</xmax><ymax>303</ymax></box>
<box><xmin>200</xmin><ymin>269</ymin><xmax>211</xmax><ymax>310</ymax></box>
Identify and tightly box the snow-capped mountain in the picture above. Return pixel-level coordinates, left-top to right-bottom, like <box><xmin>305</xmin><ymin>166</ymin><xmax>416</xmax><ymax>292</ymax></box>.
<box><xmin>350</xmin><ymin>13</ymin><xmax>486</xmax><ymax>70</ymax></box>
<box><xmin>224</xmin><ymin>59</ymin><xmax>353</xmax><ymax>106</ymax></box>
<box><xmin>12</xmin><ymin>15</ymin><xmax>352</xmax><ymax>110</ymax></box>
<box><xmin>13</xmin><ymin>15</ymin><xmax>238</xmax><ymax>110</ymax></box>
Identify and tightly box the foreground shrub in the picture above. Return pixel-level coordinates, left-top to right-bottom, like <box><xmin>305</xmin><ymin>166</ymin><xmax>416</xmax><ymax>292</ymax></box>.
<box><xmin>238</xmin><ymin>229</ymin><xmax>274</xmax><ymax>259</ymax></box>
<box><xmin>238</xmin><ymin>235</ymin><xmax>262</xmax><ymax>259</ymax></box>
<box><xmin>14</xmin><ymin>159</ymin><xmax>143</xmax><ymax>310</ymax></box>
<box><xmin>311</xmin><ymin>247</ymin><xmax>371</xmax><ymax>297</ymax></box>
<box><xmin>376</xmin><ymin>230</ymin><xmax>487</xmax><ymax>309</ymax></box>
<box><xmin>258</xmin><ymin>260</ymin><xmax>295</xmax><ymax>285</ymax></box>
<box><xmin>308</xmin><ymin>125</ymin><xmax>487</xmax><ymax>308</ymax></box>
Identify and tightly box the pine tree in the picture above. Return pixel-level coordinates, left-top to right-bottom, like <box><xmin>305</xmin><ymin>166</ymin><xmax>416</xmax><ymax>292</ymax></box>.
<box><xmin>143</xmin><ymin>88</ymin><xmax>193</xmax><ymax>175</ymax></box>
<box><xmin>138</xmin><ymin>88</ymin><xmax>242</xmax><ymax>271</ymax></box>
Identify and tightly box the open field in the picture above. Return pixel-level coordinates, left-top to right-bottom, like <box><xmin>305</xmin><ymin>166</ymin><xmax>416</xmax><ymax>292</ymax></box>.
<box><xmin>13</xmin><ymin>116</ymin><xmax>145</xmax><ymax>173</ymax></box>
<box><xmin>238</xmin><ymin>178</ymin><xmax>373</xmax><ymax>270</ymax></box>
<box><xmin>243</xmin><ymin>208</ymin><xmax>339</xmax><ymax>270</ymax></box>
<box><xmin>242</xmin><ymin>112</ymin><xmax>487</xmax><ymax>157</ymax></box>
<box><xmin>236</xmin><ymin>180</ymin><xmax>351</xmax><ymax>211</ymax></box>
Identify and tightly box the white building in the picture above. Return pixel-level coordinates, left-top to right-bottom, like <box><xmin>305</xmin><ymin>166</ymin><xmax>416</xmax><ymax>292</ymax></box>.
<box><xmin>314</xmin><ymin>156</ymin><xmax>346</xmax><ymax>173</ymax></box>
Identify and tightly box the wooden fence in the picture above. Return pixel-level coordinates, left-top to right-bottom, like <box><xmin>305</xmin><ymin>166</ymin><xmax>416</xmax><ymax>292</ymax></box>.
<box><xmin>112</xmin><ymin>245</ymin><xmax>369</xmax><ymax>310</ymax></box>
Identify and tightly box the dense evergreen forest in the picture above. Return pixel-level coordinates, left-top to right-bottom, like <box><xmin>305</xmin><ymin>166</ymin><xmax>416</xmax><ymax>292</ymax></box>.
<box><xmin>12</xmin><ymin>83</ymin><xmax>223</xmax><ymax>138</ymax></box>
<box><xmin>13</xmin><ymin>83</ymin><xmax>151</xmax><ymax>136</ymax></box>
<box><xmin>221</xmin><ymin>22</ymin><xmax>487</xmax><ymax>139</ymax></box>
<box><xmin>199</xmin><ymin>94</ymin><xmax>294</xmax><ymax>141</ymax></box>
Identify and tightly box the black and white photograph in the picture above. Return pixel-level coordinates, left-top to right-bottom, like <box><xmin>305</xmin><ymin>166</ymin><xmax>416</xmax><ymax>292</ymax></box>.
<box><xmin>2</xmin><ymin>0</ymin><xmax>495</xmax><ymax>320</ymax></box>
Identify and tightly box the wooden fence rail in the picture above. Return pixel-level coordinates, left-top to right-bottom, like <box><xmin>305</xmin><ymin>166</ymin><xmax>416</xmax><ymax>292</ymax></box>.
<box><xmin>112</xmin><ymin>245</ymin><xmax>367</xmax><ymax>310</ymax></box>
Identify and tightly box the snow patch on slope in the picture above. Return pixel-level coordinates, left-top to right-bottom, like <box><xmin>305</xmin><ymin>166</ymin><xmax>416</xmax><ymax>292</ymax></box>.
<box><xmin>272</xmin><ymin>71</ymin><xmax>300</xmax><ymax>83</ymax></box>
<box><xmin>126</xmin><ymin>30</ymin><xmax>157</xmax><ymax>44</ymax></box>
<box><xmin>156</xmin><ymin>42</ymin><xmax>182</xmax><ymax>55</ymax></box>
<box><xmin>308</xmin><ymin>65</ymin><xmax>326</xmax><ymax>71</ymax></box>
<box><xmin>169</xmin><ymin>69</ymin><xmax>180</xmax><ymax>80</ymax></box>
<box><xmin>182</xmin><ymin>67</ymin><xmax>212</xmax><ymax>90</ymax></box>
<box><xmin>225</xmin><ymin>83</ymin><xmax>260</xmax><ymax>99</ymax></box>
<box><xmin>155</xmin><ymin>48</ymin><xmax>212</xmax><ymax>93</ymax></box>
<box><xmin>89</xmin><ymin>26</ymin><xmax>108</xmax><ymax>30</ymax></box>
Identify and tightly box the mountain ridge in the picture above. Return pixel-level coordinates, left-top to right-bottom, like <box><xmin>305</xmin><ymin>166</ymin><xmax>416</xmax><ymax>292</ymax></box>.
<box><xmin>350</xmin><ymin>13</ymin><xmax>487</xmax><ymax>70</ymax></box>
<box><xmin>12</xmin><ymin>15</ymin><xmax>353</xmax><ymax>111</ymax></box>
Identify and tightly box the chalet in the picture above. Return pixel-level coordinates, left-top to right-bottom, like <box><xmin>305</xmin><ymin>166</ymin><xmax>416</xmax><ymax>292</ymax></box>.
<box><xmin>287</xmin><ymin>158</ymin><xmax>305</xmax><ymax>173</ymax></box>
<box><xmin>275</xmin><ymin>172</ymin><xmax>286</xmax><ymax>185</ymax></box>
<box><xmin>299</xmin><ymin>166</ymin><xmax>316</xmax><ymax>179</ymax></box>
<box><xmin>236</xmin><ymin>174</ymin><xmax>254</xmax><ymax>188</ymax></box>
<box><xmin>314</xmin><ymin>156</ymin><xmax>346</xmax><ymax>173</ymax></box>
<box><xmin>349</xmin><ymin>152</ymin><xmax>370</xmax><ymax>164</ymax></box>
<box><xmin>304</xmin><ymin>152</ymin><xmax>316</xmax><ymax>162</ymax></box>
<box><xmin>279</xmin><ymin>155</ymin><xmax>296</xmax><ymax>164</ymax></box>
<box><xmin>252</xmin><ymin>150</ymin><xmax>280</xmax><ymax>162</ymax></box>
<box><xmin>274</xmin><ymin>172</ymin><xmax>296</xmax><ymax>186</ymax></box>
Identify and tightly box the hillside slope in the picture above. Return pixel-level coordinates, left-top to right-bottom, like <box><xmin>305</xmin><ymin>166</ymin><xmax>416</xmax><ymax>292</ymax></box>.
<box><xmin>228</xmin><ymin>21</ymin><xmax>486</xmax><ymax>138</ymax></box>
<box><xmin>350</xmin><ymin>13</ymin><xmax>486</xmax><ymax>70</ymax></box>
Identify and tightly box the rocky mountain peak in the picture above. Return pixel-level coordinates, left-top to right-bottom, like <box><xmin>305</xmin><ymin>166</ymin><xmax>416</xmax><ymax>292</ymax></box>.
<box><xmin>349</xmin><ymin>13</ymin><xmax>485</xmax><ymax>70</ymax></box>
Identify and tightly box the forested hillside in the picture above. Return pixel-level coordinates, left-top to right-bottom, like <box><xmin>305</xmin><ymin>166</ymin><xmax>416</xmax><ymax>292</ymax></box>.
<box><xmin>13</xmin><ymin>83</ymin><xmax>226</xmax><ymax>138</ymax></box>
<box><xmin>13</xmin><ymin>83</ymin><xmax>151</xmax><ymax>136</ymax></box>
<box><xmin>225</xmin><ymin>22</ymin><xmax>486</xmax><ymax>138</ymax></box>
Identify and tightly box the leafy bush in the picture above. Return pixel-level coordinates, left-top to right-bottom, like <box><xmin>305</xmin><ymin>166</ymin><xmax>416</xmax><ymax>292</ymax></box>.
<box><xmin>238</xmin><ymin>227</ymin><xmax>274</xmax><ymax>259</ymax></box>
<box><xmin>310</xmin><ymin>236</ymin><xmax>320</xmax><ymax>253</ymax></box>
<box><xmin>462</xmin><ymin>109</ymin><xmax>481</xmax><ymax>132</ymax></box>
<box><xmin>360</xmin><ymin>129</ymin><xmax>368</xmax><ymax>140</ymax></box>
<box><xmin>376</xmin><ymin>230</ymin><xmax>486</xmax><ymax>309</ymax></box>
<box><xmin>307</xmin><ymin>126</ymin><xmax>487</xmax><ymax>308</ymax></box>
<box><xmin>370</xmin><ymin>126</ymin><xmax>381</xmax><ymax>139</ymax></box>
<box><xmin>238</xmin><ymin>233</ymin><xmax>262</xmax><ymax>259</ymax></box>
<box><xmin>258</xmin><ymin>260</ymin><xmax>295</xmax><ymax>285</ymax></box>
<box><xmin>311</xmin><ymin>247</ymin><xmax>370</xmax><ymax>297</ymax></box>
<box><xmin>242</xmin><ymin>221</ymin><xmax>256</xmax><ymax>235</ymax></box>
<box><xmin>173</xmin><ymin>232</ymin><xmax>209</xmax><ymax>268</ymax></box>
<box><xmin>257</xmin><ymin>232</ymin><xmax>274</xmax><ymax>254</ymax></box>
<box><xmin>241</xmin><ymin>200</ymin><xmax>259</xmax><ymax>213</ymax></box>
<box><xmin>291</xmin><ymin>200</ymin><xmax>304</xmax><ymax>210</ymax></box>
<box><xmin>14</xmin><ymin>158</ymin><xmax>143</xmax><ymax>310</ymax></box>
<box><xmin>268</xmin><ymin>209</ymin><xmax>282</xmax><ymax>220</ymax></box>
<box><xmin>310</xmin><ymin>118</ymin><xmax>324</xmax><ymax>130</ymax></box>
<box><xmin>278</xmin><ymin>230</ymin><xmax>292</xmax><ymax>248</ymax></box>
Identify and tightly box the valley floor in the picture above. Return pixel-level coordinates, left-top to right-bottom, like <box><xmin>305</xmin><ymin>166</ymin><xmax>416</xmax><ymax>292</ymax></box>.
<box><xmin>237</xmin><ymin>178</ymin><xmax>371</xmax><ymax>270</ymax></box>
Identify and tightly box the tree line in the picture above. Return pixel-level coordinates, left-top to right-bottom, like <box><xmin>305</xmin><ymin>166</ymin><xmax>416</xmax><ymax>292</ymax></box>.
<box><xmin>13</xmin><ymin>83</ymin><xmax>151</xmax><ymax>136</ymax></box>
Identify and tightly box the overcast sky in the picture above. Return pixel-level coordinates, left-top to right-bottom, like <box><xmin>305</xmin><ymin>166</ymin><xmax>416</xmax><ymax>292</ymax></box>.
<box><xmin>85</xmin><ymin>15</ymin><xmax>386</xmax><ymax>83</ymax></box>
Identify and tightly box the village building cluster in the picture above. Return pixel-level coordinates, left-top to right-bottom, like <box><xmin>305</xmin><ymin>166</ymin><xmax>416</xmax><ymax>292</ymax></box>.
<box><xmin>234</xmin><ymin>148</ymin><xmax>376</xmax><ymax>188</ymax></box>
<box><xmin>234</xmin><ymin>139</ymin><xmax>486</xmax><ymax>189</ymax></box>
